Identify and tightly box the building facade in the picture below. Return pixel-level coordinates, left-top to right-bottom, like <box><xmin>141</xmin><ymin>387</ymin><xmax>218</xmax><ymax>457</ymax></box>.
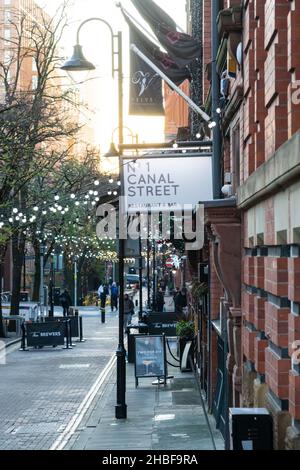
<box><xmin>180</xmin><ymin>0</ymin><xmax>300</xmax><ymax>449</ymax></box>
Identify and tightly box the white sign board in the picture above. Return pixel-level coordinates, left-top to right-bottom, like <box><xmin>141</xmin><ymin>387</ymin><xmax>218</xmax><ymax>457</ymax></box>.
<box><xmin>123</xmin><ymin>156</ymin><xmax>213</xmax><ymax>212</ymax></box>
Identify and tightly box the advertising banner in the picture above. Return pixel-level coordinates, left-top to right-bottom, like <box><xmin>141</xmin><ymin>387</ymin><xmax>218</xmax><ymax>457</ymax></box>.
<box><xmin>26</xmin><ymin>322</ymin><xmax>65</xmax><ymax>347</ymax></box>
<box><xmin>135</xmin><ymin>335</ymin><xmax>166</xmax><ymax>378</ymax></box>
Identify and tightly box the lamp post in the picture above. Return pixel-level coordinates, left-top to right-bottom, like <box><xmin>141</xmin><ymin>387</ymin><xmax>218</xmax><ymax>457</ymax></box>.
<box><xmin>49</xmin><ymin>254</ymin><xmax>55</xmax><ymax>317</ymax></box>
<box><xmin>39</xmin><ymin>243</ymin><xmax>46</xmax><ymax>317</ymax></box>
<box><xmin>61</xmin><ymin>18</ymin><xmax>127</xmax><ymax>419</ymax></box>
<box><xmin>74</xmin><ymin>259</ymin><xmax>78</xmax><ymax>309</ymax></box>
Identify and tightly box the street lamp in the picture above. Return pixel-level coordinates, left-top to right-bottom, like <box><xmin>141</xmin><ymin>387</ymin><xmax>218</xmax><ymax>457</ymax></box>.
<box><xmin>61</xmin><ymin>18</ymin><xmax>127</xmax><ymax>419</ymax></box>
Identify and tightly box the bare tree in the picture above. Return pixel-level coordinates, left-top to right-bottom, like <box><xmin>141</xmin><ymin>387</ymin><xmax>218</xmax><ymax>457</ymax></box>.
<box><xmin>0</xmin><ymin>2</ymin><xmax>83</xmax><ymax>322</ymax></box>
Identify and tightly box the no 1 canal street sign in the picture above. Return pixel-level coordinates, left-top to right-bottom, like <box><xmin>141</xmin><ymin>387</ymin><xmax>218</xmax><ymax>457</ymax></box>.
<box><xmin>123</xmin><ymin>155</ymin><xmax>213</xmax><ymax>213</ymax></box>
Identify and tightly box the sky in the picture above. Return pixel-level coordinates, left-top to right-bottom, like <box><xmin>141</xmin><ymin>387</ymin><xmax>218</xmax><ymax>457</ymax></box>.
<box><xmin>35</xmin><ymin>0</ymin><xmax>187</xmax><ymax>152</ymax></box>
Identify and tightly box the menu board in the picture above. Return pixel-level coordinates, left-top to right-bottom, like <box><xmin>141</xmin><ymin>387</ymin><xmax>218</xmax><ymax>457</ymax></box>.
<box><xmin>135</xmin><ymin>335</ymin><xmax>166</xmax><ymax>379</ymax></box>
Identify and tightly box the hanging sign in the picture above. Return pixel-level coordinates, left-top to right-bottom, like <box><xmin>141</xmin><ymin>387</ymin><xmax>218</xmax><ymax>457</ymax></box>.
<box><xmin>123</xmin><ymin>155</ymin><xmax>212</xmax><ymax>213</ymax></box>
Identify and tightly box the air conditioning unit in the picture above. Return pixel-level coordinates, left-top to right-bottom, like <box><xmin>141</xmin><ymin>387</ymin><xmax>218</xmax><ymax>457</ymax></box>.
<box><xmin>230</xmin><ymin>408</ymin><xmax>273</xmax><ymax>450</ymax></box>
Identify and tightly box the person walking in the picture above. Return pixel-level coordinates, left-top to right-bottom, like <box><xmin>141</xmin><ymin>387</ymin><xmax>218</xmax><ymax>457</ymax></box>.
<box><xmin>123</xmin><ymin>293</ymin><xmax>134</xmax><ymax>333</ymax></box>
<box><xmin>110</xmin><ymin>282</ymin><xmax>119</xmax><ymax>312</ymax></box>
<box><xmin>174</xmin><ymin>287</ymin><xmax>188</xmax><ymax>317</ymax></box>
<box><xmin>156</xmin><ymin>288</ymin><xmax>165</xmax><ymax>312</ymax></box>
<box><xmin>59</xmin><ymin>289</ymin><xmax>72</xmax><ymax>317</ymax></box>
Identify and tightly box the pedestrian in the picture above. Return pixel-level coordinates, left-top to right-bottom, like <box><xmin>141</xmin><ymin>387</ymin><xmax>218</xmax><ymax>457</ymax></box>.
<box><xmin>98</xmin><ymin>281</ymin><xmax>109</xmax><ymax>311</ymax></box>
<box><xmin>59</xmin><ymin>288</ymin><xmax>72</xmax><ymax>317</ymax></box>
<box><xmin>110</xmin><ymin>282</ymin><xmax>119</xmax><ymax>312</ymax></box>
<box><xmin>123</xmin><ymin>293</ymin><xmax>134</xmax><ymax>333</ymax></box>
<box><xmin>173</xmin><ymin>287</ymin><xmax>180</xmax><ymax>301</ymax></box>
<box><xmin>156</xmin><ymin>288</ymin><xmax>165</xmax><ymax>312</ymax></box>
<box><xmin>174</xmin><ymin>287</ymin><xmax>188</xmax><ymax>317</ymax></box>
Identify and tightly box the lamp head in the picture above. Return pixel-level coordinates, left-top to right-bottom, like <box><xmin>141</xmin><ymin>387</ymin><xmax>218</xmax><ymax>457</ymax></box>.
<box><xmin>61</xmin><ymin>44</ymin><xmax>95</xmax><ymax>71</ymax></box>
<box><xmin>104</xmin><ymin>142</ymin><xmax>119</xmax><ymax>158</ymax></box>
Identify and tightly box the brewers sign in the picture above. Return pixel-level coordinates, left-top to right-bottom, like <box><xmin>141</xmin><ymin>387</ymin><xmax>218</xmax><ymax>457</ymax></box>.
<box><xmin>123</xmin><ymin>155</ymin><xmax>212</xmax><ymax>212</ymax></box>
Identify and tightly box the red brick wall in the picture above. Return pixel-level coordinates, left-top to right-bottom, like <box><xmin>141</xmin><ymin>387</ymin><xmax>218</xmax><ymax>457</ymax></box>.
<box><xmin>264</xmin><ymin>0</ymin><xmax>290</xmax><ymax>160</ymax></box>
<box><xmin>164</xmin><ymin>81</ymin><xmax>189</xmax><ymax>141</ymax></box>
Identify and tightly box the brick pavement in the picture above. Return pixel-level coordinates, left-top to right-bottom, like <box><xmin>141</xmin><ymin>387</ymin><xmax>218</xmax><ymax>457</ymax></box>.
<box><xmin>0</xmin><ymin>307</ymin><xmax>117</xmax><ymax>450</ymax></box>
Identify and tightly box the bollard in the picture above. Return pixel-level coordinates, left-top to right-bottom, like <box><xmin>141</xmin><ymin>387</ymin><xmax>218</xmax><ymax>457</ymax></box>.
<box><xmin>69</xmin><ymin>317</ymin><xmax>76</xmax><ymax>347</ymax></box>
<box><xmin>101</xmin><ymin>307</ymin><xmax>105</xmax><ymax>324</ymax></box>
<box><xmin>19</xmin><ymin>322</ymin><xmax>27</xmax><ymax>351</ymax></box>
<box><xmin>79</xmin><ymin>316</ymin><xmax>85</xmax><ymax>342</ymax></box>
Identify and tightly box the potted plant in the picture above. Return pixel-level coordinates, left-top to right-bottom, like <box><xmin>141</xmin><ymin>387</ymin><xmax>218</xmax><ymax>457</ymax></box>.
<box><xmin>191</xmin><ymin>280</ymin><xmax>208</xmax><ymax>306</ymax></box>
<box><xmin>176</xmin><ymin>320</ymin><xmax>195</xmax><ymax>371</ymax></box>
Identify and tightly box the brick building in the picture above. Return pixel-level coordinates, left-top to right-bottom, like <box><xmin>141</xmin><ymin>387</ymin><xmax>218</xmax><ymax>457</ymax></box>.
<box><xmin>179</xmin><ymin>0</ymin><xmax>300</xmax><ymax>449</ymax></box>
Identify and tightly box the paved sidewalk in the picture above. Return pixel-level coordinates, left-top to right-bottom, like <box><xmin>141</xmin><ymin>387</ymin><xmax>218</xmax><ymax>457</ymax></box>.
<box><xmin>67</xmin><ymin>341</ymin><xmax>224</xmax><ymax>451</ymax></box>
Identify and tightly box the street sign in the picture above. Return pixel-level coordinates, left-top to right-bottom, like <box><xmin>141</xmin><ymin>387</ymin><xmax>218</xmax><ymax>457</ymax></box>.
<box><xmin>165</xmin><ymin>258</ymin><xmax>174</xmax><ymax>268</ymax></box>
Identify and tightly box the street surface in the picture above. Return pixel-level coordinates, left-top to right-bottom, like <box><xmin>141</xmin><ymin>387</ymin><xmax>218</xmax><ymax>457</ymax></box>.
<box><xmin>0</xmin><ymin>307</ymin><xmax>117</xmax><ymax>450</ymax></box>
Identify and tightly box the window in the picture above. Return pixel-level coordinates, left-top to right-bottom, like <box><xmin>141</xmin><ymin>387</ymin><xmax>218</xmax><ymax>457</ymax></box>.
<box><xmin>4</xmin><ymin>10</ymin><xmax>11</xmax><ymax>23</ymax></box>
<box><xmin>4</xmin><ymin>29</ymin><xmax>11</xmax><ymax>42</ymax></box>
<box><xmin>32</xmin><ymin>57</ymin><xmax>37</xmax><ymax>72</ymax></box>
<box><xmin>32</xmin><ymin>76</ymin><xmax>38</xmax><ymax>90</ymax></box>
<box><xmin>4</xmin><ymin>0</ymin><xmax>11</xmax><ymax>4</ymax></box>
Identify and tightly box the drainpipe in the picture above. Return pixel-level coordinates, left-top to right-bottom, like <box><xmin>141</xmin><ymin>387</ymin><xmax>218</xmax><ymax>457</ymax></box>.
<box><xmin>211</xmin><ymin>0</ymin><xmax>222</xmax><ymax>199</ymax></box>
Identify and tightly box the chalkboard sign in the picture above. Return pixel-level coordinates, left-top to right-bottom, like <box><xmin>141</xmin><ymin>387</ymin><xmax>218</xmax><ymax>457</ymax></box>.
<box><xmin>135</xmin><ymin>335</ymin><xmax>166</xmax><ymax>386</ymax></box>
<box><xmin>26</xmin><ymin>321</ymin><xmax>65</xmax><ymax>347</ymax></box>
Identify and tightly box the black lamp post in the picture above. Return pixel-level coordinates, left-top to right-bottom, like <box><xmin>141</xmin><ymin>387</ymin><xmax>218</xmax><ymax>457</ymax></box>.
<box><xmin>39</xmin><ymin>243</ymin><xmax>46</xmax><ymax>317</ymax></box>
<box><xmin>49</xmin><ymin>254</ymin><xmax>55</xmax><ymax>317</ymax></box>
<box><xmin>61</xmin><ymin>18</ymin><xmax>127</xmax><ymax>420</ymax></box>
